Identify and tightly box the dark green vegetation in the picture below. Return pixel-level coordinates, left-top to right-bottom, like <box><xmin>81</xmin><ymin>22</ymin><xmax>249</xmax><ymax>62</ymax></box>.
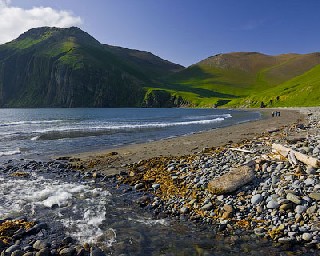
<box><xmin>0</xmin><ymin>27</ymin><xmax>319</xmax><ymax>108</ymax></box>
<box><xmin>0</xmin><ymin>27</ymin><xmax>183</xmax><ymax>107</ymax></box>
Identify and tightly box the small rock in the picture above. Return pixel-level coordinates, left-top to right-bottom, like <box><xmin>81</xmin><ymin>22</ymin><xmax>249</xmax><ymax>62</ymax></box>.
<box><xmin>267</xmin><ymin>200</ymin><xmax>279</xmax><ymax>209</ymax></box>
<box><xmin>286</xmin><ymin>193</ymin><xmax>301</xmax><ymax>204</ymax></box>
<box><xmin>302</xmin><ymin>233</ymin><xmax>313</xmax><ymax>241</ymax></box>
<box><xmin>59</xmin><ymin>247</ymin><xmax>76</xmax><ymax>256</ymax></box>
<box><xmin>33</xmin><ymin>240</ymin><xmax>50</xmax><ymax>250</ymax></box>
<box><xmin>201</xmin><ymin>202</ymin><xmax>213</xmax><ymax>211</ymax></box>
<box><xmin>223</xmin><ymin>204</ymin><xmax>233</xmax><ymax>213</ymax></box>
<box><xmin>307</xmin><ymin>205</ymin><xmax>317</xmax><ymax>215</ymax></box>
<box><xmin>152</xmin><ymin>184</ymin><xmax>160</xmax><ymax>190</ymax></box>
<box><xmin>5</xmin><ymin>245</ymin><xmax>20</xmax><ymax>254</ymax></box>
<box><xmin>278</xmin><ymin>237</ymin><xmax>294</xmax><ymax>244</ymax></box>
<box><xmin>36</xmin><ymin>248</ymin><xmax>50</xmax><ymax>256</ymax></box>
<box><xmin>306</xmin><ymin>166</ymin><xmax>316</xmax><ymax>174</ymax></box>
<box><xmin>304</xmin><ymin>178</ymin><xmax>315</xmax><ymax>186</ymax></box>
<box><xmin>295</xmin><ymin>205</ymin><xmax>307</xmax><ymax>214</ymax></box>
<box><xmin>134</xmin><ymin>183</ymin><xmax>144</xmax><ymax>190</ymax></box>
<box><xmin>280</xmin><ymin>203</ymin><xmax>293</xmax><ymax>211</ymax></box>
<box><xmin>180</xmin><ymin>207</ymin><xmax>189</xmax><ymax>214</ymax></box>
<box><xmin>251</xmin><ymin>194</ymin><xmax>263</xmax><ymax>205</ymax></box>
<box><xmin>22</xmin><ymin>253</ymin><xmax>34</xmax><ymax>256</ymax></box>
<box><xmin>309</xmin><ymin>192</ymin><xmax>320</xmax><ymax>201</ymax></box>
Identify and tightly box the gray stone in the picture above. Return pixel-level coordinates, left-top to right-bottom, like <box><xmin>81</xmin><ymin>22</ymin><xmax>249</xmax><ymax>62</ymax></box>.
<box><xmin>251</xmin><ymin>194</ymin><xmax>263</xmax><ymax>205</ymax></box>
<box><xmin>5</xmin><ymin>245</ymin><xmax>20</xmax><ymax>254</ymax></box>
<box><xmin>295</xmin><ymin>205</ymin><xmax>307</xmax><ymax>214</ymax></box>
<box><xmin>134</xmin><ymin>183</ymin><xmax>144</xmax><ymax>190</ymax></box>
<box><xmin>302</xmin><ymin>232</ymin><xmax>313</xmax><ymax>241</ymax></box>
<box><xmin>22</xmin><ymin>253</ymin><xmax>34</xmax><ymax>256</ymax></box>
<box><xmin>306</xmin><ymin>166</ymin><xmax>316</xmax><ymax>174</ymax></box>
<box><xmin>152</xmin><ymin>183</ymin><xmax>160</xmax><ymax>190</ymax></box>
<box><xmin>304</xmin><ymin>178</ymin><xmax>315</xmax><ymax>186</ymax></box>
<box><xmin>201</xmin><ymin>202</ymin><xmax>213</xmax><ymax>211</ymax></box>
<box><xmin>278</xmin><ymin>237</ymin><xmax>294</xmax><ymax>244</ymax></box>
<box><xmin>286</xmin><ymin>193</ymin><xmax>301</xmax><ymax>204</ymax></box>
<box><xmin>267</xmin><ymin>200</ymin><xmax>279</xmax><ymax>209</ymax></box>
<box><xmin>33</xmin><ymin>240</ymin><xmax>50</xmax><ymax>250</ymax></box>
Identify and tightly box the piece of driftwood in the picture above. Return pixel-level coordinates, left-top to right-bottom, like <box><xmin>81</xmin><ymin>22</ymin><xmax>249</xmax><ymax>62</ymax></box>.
<box><xmin>229</xmin><ymin>148</ymin><xmax>254</xmax><ymax>154</ymax></box>
<box><xmin>272</xmin><ymin>143</ymin><xmax>320</xmax><ymax>168</ymax></box>
<box><xmin>207</xmin><ymin>165</ymin><xmax>255</xmax><ymax>195</ymax></box>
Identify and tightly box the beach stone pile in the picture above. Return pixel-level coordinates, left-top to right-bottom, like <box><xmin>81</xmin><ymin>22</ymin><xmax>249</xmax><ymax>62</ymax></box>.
<box><xmin>118</xmin><ymin>110</ymin><xmax>320</xmax><ymax>250</ymax></box>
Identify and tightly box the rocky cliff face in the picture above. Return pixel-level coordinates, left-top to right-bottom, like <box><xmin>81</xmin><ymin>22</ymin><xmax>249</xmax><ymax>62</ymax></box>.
<box><xmin>0</xmin><ymin>27</ymin><xmax>183</xmax><ymax>107</ymax></box>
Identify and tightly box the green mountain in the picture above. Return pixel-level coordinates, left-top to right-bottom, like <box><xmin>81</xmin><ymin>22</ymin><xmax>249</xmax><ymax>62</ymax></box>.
<box><xmin>1</xmin><ymin>27</ymin><xmax>320</xmax><ymax>108</ymax></box>
<box><xmin>0</xmin><ymin>27</ymin><xmax>183</xmax><ymax>107</ymax></box>
<box><xmin>164</xmin><ymin>52</ymin><xmax>320</xmax><ymax>107</ymax></box>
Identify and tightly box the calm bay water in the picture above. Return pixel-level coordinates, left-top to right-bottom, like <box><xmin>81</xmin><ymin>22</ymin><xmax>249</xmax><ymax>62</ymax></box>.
<box><xmin>0</xmin><ymin>108</ymin><xmax>261</xmax><ymax>161</ymax></box>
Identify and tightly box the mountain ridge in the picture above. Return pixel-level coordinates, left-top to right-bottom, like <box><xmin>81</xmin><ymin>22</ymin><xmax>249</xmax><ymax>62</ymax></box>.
<box><xmin>0</xmin><ymin>27</ymin><xmax>320</xmax><ymax>108</ymax></box>
<box><xmin>0</xmin><ymin>27</ymin><xmax>183</xmax><ymax>107</ymax></box>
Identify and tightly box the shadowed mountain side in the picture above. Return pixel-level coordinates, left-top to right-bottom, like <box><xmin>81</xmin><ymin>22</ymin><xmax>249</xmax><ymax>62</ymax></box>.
<box><xmin>0</xmin><ymin>27</ymin><xmax>184</xmax><ymax>108</ymax></box>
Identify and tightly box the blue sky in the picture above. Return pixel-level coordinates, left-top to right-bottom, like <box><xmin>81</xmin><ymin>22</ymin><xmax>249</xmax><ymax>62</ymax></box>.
<box><xmin>1</xmin><ymin>0</ymin><xmax>320</xmax><ymax>66</ymax></box>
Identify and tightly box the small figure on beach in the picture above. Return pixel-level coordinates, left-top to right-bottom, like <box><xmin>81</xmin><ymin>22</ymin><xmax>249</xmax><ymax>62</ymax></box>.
<box><xmin>272</xmin><ymin>111</ymin><xmax>281</xmax><ymax>117</ymax></box>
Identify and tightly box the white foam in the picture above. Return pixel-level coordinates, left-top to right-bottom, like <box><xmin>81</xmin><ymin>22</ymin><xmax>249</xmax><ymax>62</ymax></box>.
<box><xmin>30</xmin><ymin>136</ymin><xmax>40</xmax><ymax>141</ymax></box>
<box><xmin>0</xmin><ymin>173</ymin><xmax>111</xmax><ymax>244</ymax></box>
<box><xmin>128</xmin><ymin>217</ymin><xmax>169</xmax><ymax>226</ymax></box>
<box><xmin>34</xmin><ymin>117</ymin><xmax>226</xmax><ymax>134</ymax></box>
<box><xmin>0</xmin><ymin>120</ymin><xmax>64</xmax><ymax>127</ymax></box>
<box><xmin>0</xmin><ymin>148</ymin><xmax>21</xmax><ymax>156</ymax></box>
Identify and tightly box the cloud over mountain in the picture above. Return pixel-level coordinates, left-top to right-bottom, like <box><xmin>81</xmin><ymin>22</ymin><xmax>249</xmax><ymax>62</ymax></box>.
<box><xmin>0</xmin><ymin>0</ymin><xmax>82</xmax><ymax>44</ymax></box>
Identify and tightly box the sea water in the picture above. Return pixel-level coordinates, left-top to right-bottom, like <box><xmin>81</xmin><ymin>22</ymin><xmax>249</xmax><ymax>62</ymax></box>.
<box><xmin>0</xmin><ymin>108</ymin><xmax>260</xmax><ymax>161</ymax></box>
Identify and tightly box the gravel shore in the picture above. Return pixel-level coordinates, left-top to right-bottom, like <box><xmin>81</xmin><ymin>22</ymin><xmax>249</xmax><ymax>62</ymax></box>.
<box><xmin>111</xmin><ymin>107</ymin><xmax>320</xmax><ymax>252</ymax></box>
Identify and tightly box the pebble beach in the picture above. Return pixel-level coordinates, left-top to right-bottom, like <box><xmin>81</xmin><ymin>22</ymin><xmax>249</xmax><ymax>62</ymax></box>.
<box><xmin>2</xmin><ymin>107</ymin><xmax>320</xmax><ymax>255</ymax></box>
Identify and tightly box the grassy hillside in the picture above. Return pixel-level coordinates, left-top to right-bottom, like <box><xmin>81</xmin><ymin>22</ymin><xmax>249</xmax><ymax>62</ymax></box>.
<box><xmin>163</xmin><ymin>52</ymin><xmax>320</xmax><ymax>107</ymax></box>
<box><xmin>0</xmin><ymin>27</ymin><xmax>183</xmax><ymax>107</ymax></box>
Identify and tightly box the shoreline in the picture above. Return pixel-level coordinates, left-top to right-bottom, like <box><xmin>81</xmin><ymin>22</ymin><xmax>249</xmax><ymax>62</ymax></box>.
<box><xmin>67</xmin><ymin>108</ymin><xmax>305</xmax><ymax>176</ymax></box>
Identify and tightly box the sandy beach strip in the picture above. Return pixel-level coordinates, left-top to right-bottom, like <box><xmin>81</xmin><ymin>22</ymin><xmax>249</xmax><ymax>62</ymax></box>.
<box><xmin>66</xmin><ymin>108</ymin><xmax>305</xmax><ymax>176</ymax></box>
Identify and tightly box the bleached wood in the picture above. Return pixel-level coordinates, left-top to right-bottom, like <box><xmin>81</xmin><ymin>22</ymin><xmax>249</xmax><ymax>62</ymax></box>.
<box><xmin>208</xmin><ymin>165</ymin><xmax>255</xmax><ymax>194</ymax></box>
<box><xmin>272</xmin><ymin>143</ymin><xmax>320</xmax><ymax>168</ymax></box>
<box><xmin>229</xmin><ymin>148</ymin><xmax>254</xmax><ymax>154</ymax></box>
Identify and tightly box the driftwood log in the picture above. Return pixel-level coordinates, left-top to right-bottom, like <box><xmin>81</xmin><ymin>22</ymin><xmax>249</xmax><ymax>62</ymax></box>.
<box><xmin>272</xmin><ymin>143</ymin><xmax>320</xmax><ymax>168</ymax></box>
<box><xmin>208</xmin><ymin>165</ymin><xmax>255</xmax><ymax>195</ymax></box>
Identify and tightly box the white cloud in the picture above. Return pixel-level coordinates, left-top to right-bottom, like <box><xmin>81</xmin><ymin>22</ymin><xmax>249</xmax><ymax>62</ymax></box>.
<box><xmin>0</xmin><ymin>0</ymin><xmax>82</xmax><ymax>44</ymax></box>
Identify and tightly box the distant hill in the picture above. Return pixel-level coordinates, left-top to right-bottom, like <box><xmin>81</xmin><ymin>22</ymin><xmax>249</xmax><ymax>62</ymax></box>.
<box><xmin>0</xmin><ymin>27</ymin><xmax>183</xmax><ymax>107</ymax></box>
<box><xmin>164</xmin><ymin>52</ymin><xmax>320</xmax><ymax>107</ymax></box>
<box><xmin>0</xmin><ymin>27</ymin><xmax>319</xmax><ymax>108</ymax></box>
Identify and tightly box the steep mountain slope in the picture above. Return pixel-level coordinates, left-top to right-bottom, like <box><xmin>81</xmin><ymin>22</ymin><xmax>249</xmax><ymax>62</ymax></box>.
<box><xmin>165</xmin><ymin>52</ymin><xmax>320</xmax><ymax>107</ymax></box>
<box><xmin>0</xmin><ymin>27</ymin><xmax>183</xmax><ymax>107</ymax></box>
